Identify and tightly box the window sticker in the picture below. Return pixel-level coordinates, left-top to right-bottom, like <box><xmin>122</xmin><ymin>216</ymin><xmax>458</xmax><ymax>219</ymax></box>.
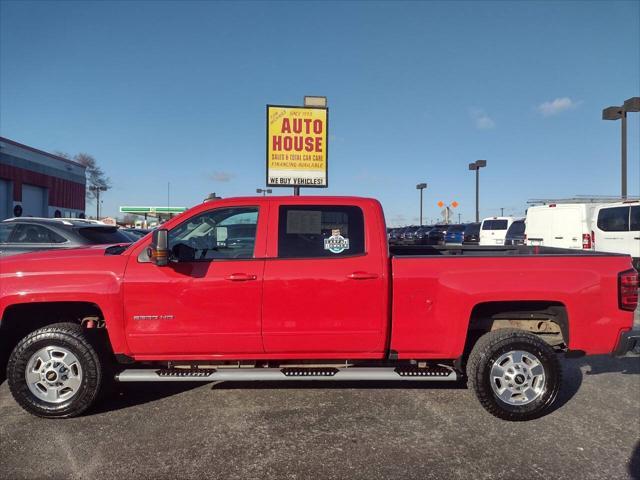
<box><xmin>324</xmin><ymin>229</ymin><xmax>350</xmax><ymax>254</ymax></box>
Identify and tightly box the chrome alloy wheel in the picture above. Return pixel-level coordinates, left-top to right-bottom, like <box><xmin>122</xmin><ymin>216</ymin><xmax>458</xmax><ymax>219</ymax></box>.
<box><xmin>490</xmin><ymin>350</ymin><xmax>546</xmax><ymax>406</ymax></box>
<box><xmin>25</xmin><ymin>346</ymin><xmax>83</xmax><ymax>404</ymax></box>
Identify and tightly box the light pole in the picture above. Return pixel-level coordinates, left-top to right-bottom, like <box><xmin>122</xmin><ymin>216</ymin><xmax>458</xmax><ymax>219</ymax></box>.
<box><xmin>468</xmin><ymin>160</ymin><xmax>487</xmax><ymax>222</ymax></box>
<box><xmin>416</xmin><ymin>183</ymin><xmax>427</xmax><ymax>226</ymax></box>
<box><xmin>256</xmin><ymin>188</ymin><xmax>272</xmax><ymax>196</ymax></box>
<box><xmin>603</xmin><ymin>97</ymin><xmax>640</xmax><ymax>199</ymax></box>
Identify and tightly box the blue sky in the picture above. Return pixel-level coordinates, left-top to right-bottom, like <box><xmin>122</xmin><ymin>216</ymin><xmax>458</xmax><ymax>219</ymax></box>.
<box><xmin>1</xmin><ymin>0</ymin><xmax>638</xmax><ymax>225</ymax></box>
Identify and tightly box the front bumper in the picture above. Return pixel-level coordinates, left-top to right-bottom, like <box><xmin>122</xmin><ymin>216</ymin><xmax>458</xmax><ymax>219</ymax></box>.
<box><xmin>613</xmin><ymin>330</ymin><xmax>640</xmax><ymax>356</ymax></box>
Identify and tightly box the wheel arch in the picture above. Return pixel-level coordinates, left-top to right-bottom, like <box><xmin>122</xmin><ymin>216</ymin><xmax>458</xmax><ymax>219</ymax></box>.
<box><xmin>0</xmin><ymin>301</ymin><xmax>113</xmax><ymax>380</ymax></box>
<box><xmin>460</xmin><ymin>300</ymin><xmax>569</xmax><ymax>365</ymax></box>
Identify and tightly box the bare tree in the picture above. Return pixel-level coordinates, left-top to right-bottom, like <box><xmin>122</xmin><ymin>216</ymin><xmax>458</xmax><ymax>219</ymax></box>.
<box><xmin>55</xmin><ymin>151</ymin><xmax>112</xmax><ymax>203</ymax></box>
<box><xmin>74</xmin><ymin>153</ymin><xmax>111</xmax><ymax>203</ymax></box>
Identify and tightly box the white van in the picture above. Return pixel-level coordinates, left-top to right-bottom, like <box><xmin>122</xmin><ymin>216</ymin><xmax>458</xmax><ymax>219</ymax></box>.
<box><xmin>525</xmin><ymin>203</ymin><xmax>600</xmax><ymax>250</ymax></box>
<box><xmin>591</xmin><ymin>201</ymin><xmax>640</xmax><ymax>269</ymax></box>
<box><xmin>479</xmin><ymin>217</ymin><xmax>514</xmax><ymax>245</ymax></box>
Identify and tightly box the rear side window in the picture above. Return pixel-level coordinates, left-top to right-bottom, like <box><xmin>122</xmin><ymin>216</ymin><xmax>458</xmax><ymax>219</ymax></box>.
<box><xmin>0</xmin><ymin>224</ymin><xmax>14</xmax><ymax>243</ymax></box>
<box><xmin>482</xmin><ymin>220</ymin><xmax>508</xmax><ymax>230</ymax></box>
<box><xmin>10</xmin><ymin>224</ymin><xmax>67</xmax><ymax>243</ymax></box>
<box><xmin>278</xmin><ymin>205</ymin><xmax>365</xmax><ymax>258</ymax></box>
<box><xmin>630</xmin><ymin>206</ymin><xmax>639</xmax><ymax>231</ymax></box>
<box><xmin>597</xmin><ymin>207</ymin><xmax>629</xmax><ymax>232</ymax></box>
<box><xmin>78</xmin><ymin>227</ymin><xmax>132</xmax><ymax>244</ymax></box>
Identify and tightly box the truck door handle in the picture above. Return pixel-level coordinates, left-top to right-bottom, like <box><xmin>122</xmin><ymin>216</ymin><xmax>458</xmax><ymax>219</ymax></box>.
<box><xmin>224</xmin><ymin>273</ymin><xmax>257</xmax><ymax>282</ymax></box>
<box><xmin>347</xmin><ymin>271</ymin><xmax>378</xmax><ymax>280</ymax></box>
<box><xmin>554</xmin><ymin>236</ymin><xmax>563</xmax><ymax>239</ymax></box>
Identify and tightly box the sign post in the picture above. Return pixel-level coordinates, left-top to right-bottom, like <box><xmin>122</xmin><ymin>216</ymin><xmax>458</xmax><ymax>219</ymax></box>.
<box><xmin>437</xmin><ymin>201</ymin><xmax>459</xmax><ymax>224</ymax></box>
<box><xmin>266</xmin><ymin>100</ymin><xmax>328</xmax><ymax>196</ymax></box>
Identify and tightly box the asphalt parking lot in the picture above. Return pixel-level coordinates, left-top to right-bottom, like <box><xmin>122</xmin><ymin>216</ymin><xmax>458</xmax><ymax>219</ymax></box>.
<box><xmin>0</xmin><ymin>353</ymin><xmax>638</xmax><ymax>480</ymax></box>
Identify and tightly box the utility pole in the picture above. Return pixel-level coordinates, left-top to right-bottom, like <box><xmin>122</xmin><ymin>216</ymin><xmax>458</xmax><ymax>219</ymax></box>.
<box><xmin>92</xmin><ymin>186</ymin><xmax>107</xmax><ymax>219</ymax></box>
<box><xmin>500</xmin><ymin>207</ymin><xmax>504</xmax><ymax>216</ymax></box>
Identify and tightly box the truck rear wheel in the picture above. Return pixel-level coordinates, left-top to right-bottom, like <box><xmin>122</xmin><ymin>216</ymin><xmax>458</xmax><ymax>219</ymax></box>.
<box><xmin>467</xmin><ymin>328</ymin><xmax>561</xmax><ymax>421</ymax></box>
<box><xmin>7</xmin><ymin>323</ymin><xmax>103</xmax><ymax>418</ymax></box>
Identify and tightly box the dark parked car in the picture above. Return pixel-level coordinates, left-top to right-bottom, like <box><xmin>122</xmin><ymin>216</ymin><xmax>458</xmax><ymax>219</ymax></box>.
<box><xmin>444</xmin><ymin>224</ymin><xmax>466</xmax><ymax>244</ymax></box>
<box><xmin>0</xmin><ymin>218</ymin><xmax>132</xmax><ymax>257</ymax></box>
<box><xmin>398</xmin><ymin>225</ymin><xmax>421</xmax><ymax>244</ymax></box>
<box><xmin>121</xmin><ymin>228</ymin><xmax>152</xmax><ymax>241</ymax></box>
<box><xmin>388</xmin><ymin>227</ymin><xmax>402</xmax><ymax>244</ymax></box>
<box><xmin>427</xmin><ymin>224</ymin><xmax>449</xmax><ymax>245</ymax></box>
<box><xmin>413</xmin><ymin>225</ymin><xmax>433</xmax><ymax>244</ymax></box>
<box><xmin>504</xmin><ymin>219</ymin><xmax>526</xmax><ymax>246</ymax></box>
<box><xmin>462</xmin><ymin>222</ymin><xmax>481</xmax><ymax>245</ymax></box>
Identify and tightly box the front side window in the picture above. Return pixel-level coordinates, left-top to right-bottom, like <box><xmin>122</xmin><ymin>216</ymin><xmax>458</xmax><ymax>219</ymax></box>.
<box><xmin>597</xmin><ymin>207</ymin><xmax>629</xmax><ymax>232</ymax></box>
<box><xmin>278</xmin><ymin>205</ymin><xmax>365</xmax><ymax>258</ymax></box>
<box><xmin>168</xmin><ymin>207</ymin><xmax>258</xmax><ymax>261</ymax></box>
<box><xmin>10</xmin><ymin>224</ymin><xmax>67</xmax><ymax>243</ymax></box>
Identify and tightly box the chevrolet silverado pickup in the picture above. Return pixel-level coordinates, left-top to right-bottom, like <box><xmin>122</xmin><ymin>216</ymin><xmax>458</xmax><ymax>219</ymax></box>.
<box><xmin>0</xmin><ymin>196</ymin><xmax>638</xmax><ymax>421</ymax></box>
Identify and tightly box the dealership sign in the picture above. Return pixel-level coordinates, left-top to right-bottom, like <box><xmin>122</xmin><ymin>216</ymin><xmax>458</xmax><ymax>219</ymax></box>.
<box><xmin>266</xmin><ymin>105</ymin><xmax>328</xmax><ymax>188</ymax></box>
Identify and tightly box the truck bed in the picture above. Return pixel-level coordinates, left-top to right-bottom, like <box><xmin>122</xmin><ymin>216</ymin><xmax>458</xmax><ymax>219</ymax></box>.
<box><xmin>389</xmin><ymin>247</ymin><xmax>634</xmax><ymax>359</ymax></box>
<box><xmin>390</xmin><ymin>244</ymin><xmax>626</xmax><ymax>257</ymax></box>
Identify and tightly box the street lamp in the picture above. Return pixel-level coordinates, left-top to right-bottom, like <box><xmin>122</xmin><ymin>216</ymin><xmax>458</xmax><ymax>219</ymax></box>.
<box><xmin>602</xmin><ymin>97</ymin><xmax>640</xmax><ymax>199</ymax></box>
<box><xmin>256</xmin><ymin>188</ymin><xmax>272</xmax><ymax>196</ymax></box>
<box><xmin>468</xmin><ymin>160</ymin><xmax>487</xmax><ymax>222</ymax></box>
<box><xmin>416</xmin><ymin>183</ymin><xmax>427</xmax><ymax>226</ymax></box>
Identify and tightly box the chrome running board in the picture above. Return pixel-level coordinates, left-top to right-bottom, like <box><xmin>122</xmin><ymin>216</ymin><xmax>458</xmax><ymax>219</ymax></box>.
<box><xmin>116</xmin><ymin>366</ymin><xmax>457</xmax><ymax>382</ymax></box>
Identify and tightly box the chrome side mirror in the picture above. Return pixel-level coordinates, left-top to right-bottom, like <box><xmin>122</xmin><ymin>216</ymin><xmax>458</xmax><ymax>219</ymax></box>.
<box><xmin>147</xmin><ymin>229</ymin><xmax>169</xmax><ymax>266</ymax></box>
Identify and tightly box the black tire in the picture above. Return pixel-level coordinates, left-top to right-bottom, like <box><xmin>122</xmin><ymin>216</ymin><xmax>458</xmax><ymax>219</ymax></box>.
<box><xmin>467</xmin><ymin>328</ymin><xmax>561</xmax><ymax>421</ymax></box>
<box><xmin>7</xmin><ymin>322</ymin><xmax>103</xmax><ymax>418</ymax></box>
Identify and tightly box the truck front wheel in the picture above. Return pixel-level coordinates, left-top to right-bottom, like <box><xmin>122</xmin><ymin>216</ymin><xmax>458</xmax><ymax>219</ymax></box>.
<box><xmin>467</xmin><ymin>329</ymin><xmax>561</xmax><ymax>421</ymax></box>
<box><xmin>7</xmin><ymin>323</ymin><xmax>103</xmax><ymax>418</ymax></box>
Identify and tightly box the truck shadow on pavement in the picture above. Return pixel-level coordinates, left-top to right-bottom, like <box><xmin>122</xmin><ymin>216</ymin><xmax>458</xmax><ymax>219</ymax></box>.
<box><xmin>573</xmin><ymin>354</ymin><xmax>640</xmax><ymax>375</ymax></box>
<box><xmin>547</xmin><ymin>355</ymin><xmax>639</xmax><ymax>416</ymax></box>
<box><xmin>89</xmin><ymin>382</ymin><xmax>205</xmax><ymax>415</ymax></box>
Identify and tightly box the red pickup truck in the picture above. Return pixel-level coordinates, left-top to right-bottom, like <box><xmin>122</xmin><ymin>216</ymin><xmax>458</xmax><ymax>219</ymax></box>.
<box><xmin>1</xmin><ymin>196</ymin><xmax>638</xmax><ymax>421</ymax></box>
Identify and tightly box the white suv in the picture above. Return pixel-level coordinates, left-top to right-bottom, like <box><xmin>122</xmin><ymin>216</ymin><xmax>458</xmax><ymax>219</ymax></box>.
<box><xmin>479</xmin><ymin>217</ymin><xmax>515</xmax><ymax>246</ymax></box>
<box><xmin>591</xmin><ymin>201</ymin><xmax>640</xmax><ymax>269</ymax></box>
